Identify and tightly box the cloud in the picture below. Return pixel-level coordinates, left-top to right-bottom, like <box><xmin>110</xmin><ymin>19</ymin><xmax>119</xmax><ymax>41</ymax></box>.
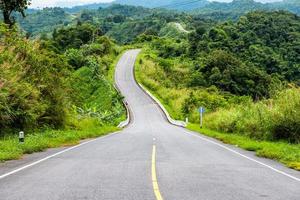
<box><xmin>30</xmin><ymin>0</ymin><xmax>114</xmax><ymax>8</ymax></box>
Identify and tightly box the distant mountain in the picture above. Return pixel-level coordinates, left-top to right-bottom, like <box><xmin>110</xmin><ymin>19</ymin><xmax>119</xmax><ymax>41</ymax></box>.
<box><xmin>114</xmin><ymin>0</ymin><xmax>209</xmax><ymax>10</ymax></box>
<box><xmin>62</xmin><ymin>3</ymin><xmax>111</xmax><ymax>13</ymax></box>
<box><xmin>196</xmin><ymin>0</ymin><xmax>266</xmax><ymax>13</ymax></box>
<box><xmin>269</xmin><ymin>0</ymin><xmax>300</xmax><ymax>14</ymax></box>
<box><xmin>27</xmin><ymin>0</ymin><xmax>300</xmax><ymax>16</ymax></box>
<box><xmin>193</xmin><ymin>0</ymin><xmax>300</xmax><ymax>18</ymax></box>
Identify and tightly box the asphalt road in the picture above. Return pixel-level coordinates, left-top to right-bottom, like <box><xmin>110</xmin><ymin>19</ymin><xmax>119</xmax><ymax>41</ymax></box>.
<box><xmin>0</xmin><ymin>49</ymin><xmax>299</xmax><ymax>200</ymax></box>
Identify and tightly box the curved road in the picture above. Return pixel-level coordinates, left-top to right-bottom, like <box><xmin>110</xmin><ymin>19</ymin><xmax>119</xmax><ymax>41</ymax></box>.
<box><xmin>0</xmin><ymin>49</ymin><xmax>299</xmax><ymax>200</ymax></box>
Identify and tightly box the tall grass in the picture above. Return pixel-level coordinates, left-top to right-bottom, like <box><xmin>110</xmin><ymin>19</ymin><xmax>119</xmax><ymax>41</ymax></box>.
<box><xmin>205</xmin><ymin>88</ymin><xmax>300</xmax><ymax>143</ymax></box>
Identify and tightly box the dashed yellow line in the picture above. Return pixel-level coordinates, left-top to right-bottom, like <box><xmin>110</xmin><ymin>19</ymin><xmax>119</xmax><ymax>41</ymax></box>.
<box><xmin>152</xmin><ymin>145</ymin><xmax>164</xmax><ymax>200</ymax></box>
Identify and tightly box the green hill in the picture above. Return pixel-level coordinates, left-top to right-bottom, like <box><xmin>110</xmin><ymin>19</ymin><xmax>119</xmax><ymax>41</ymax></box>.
<box><xmin>193</xmin><ymin>0</ymin><xmax>300</xmax><ymax>19</ymax></box>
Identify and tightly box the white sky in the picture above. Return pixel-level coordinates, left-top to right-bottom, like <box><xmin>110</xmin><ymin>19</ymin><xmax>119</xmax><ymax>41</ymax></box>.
<box><xmin>30</xmin><ymin>0</ymin><xmax>114</xmax><ymax>8</ymax></box>
<box><xmin>30</xmin><ymin>0</ymin><xmax>284</xmax><ymax>8</ymax></box>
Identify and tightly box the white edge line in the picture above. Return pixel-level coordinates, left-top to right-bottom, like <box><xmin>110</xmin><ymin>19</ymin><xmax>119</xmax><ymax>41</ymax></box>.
<box><xmin>0</xmin><ymin>131</ymin><xmax>119</xmax><ymax>180</ymax></box>
<box><xmin>183</xmin><ymin>129</ymin><xmax>300</xmax><ymax>182</ymax></box>
<box><xmin>134</xmin><ymin>51</ymin><xmax>300</xmax><ymax>183</ymax></box>
<box><xmin>155</xmin><ymin>101</ymin><xmax>299</xmax><ymax>182</ymax></box>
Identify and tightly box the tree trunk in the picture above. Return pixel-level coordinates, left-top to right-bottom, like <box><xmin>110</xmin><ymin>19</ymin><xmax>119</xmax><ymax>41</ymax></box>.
<box><xmin>3</xmin><ymin>10</ymin><xmax>13</xmax><ymax>27</ymax></box>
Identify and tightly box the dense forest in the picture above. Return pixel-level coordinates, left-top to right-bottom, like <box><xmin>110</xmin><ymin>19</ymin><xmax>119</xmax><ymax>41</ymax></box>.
<box><xmin>193</xmin><ymin>0</ymin><xmax>300</xmax><ymax>20</ymax></box>
<box><xmin>16</xmin><ymin>5</ymin><xmax>193</xmax><ymax>42</ymax></box>
<box><xmin>11</xmin><ymin>0</ymin><xmax>300</xmax><ymax>38</ymax></box>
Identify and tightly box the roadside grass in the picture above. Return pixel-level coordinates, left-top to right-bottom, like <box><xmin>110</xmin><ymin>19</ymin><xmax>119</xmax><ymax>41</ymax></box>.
<box><xmin>0</xmin><ymin>124</ymin><xmax>119</xmax><ymax>162</ymax></box>
<box><xmin>188</xmin><ymin>124</ymin><xmax>300</xmax><ymax>171</ymax></box>
<box><xmin>0</xmin><ymin>43</ymin><xmax>130</xmax><ymax>162</ymax></box>
<box><xmin>0</xmin><ymin>48</ymin><xmax>130</xmax><ymax>163</ymax></box>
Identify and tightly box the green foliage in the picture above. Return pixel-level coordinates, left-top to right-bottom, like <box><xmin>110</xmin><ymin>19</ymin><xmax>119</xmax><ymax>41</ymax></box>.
<box><xmin>193</xmin><ymin>0</ymin><xmax>300</xmax><ymax>20</ymax></box>
<box><xmin>135</xmin><ymin>10</ymin><xmax>300</xmax><ymax>144</ymax></box>
<box><xmin>0</xmin><ymin>0</ymin><xmax>30</xmax><ymax>26</ymax></box>
<box><xmin>13</xmin><ymin>4</ymin><xmax>194</xmax><ymax>44</ymax></box>
<box><xmin>0</xmin><ymin>22</ymin><xmax>125</xmax><ymax>138</ymax></box>
<box><xmin>204</xmin><ymin>88</ymin><xmax>300</xmax><ymax>143</ymax></box>
<box><xmin>200</xmin><ymin>50</ymin><xmax>271</xmax><ymax>97</ymax></box>
<box><xmin>17</xmin><ymin>8</ymin><xmax>72</xmax><ymax>36</ymax></box>
<box><xmin>0</xmin><ymin>23</ymin><xmax>69</xmax><ymax>132</ymax></box>
<box><xmin>135</xmin><ymin>50</ymin><xmax>245</xmax><ymax>122</ymax></box>
<box><xmin>188</xmin><ymin>11</ymin><xmax>300</xmax><ymax>98</ymax></box>
<box><xmin>52</xmin><ymin>23</ymin><xmax>100</xmax><ymax>52</ymax></box>
<box><xmin>158</xmin><ymin>22</ymin><xmax>188</xmax><ymax>39</ymax></box>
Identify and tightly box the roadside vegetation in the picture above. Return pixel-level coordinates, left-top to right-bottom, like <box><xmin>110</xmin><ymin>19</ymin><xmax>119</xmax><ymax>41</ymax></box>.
<box><xmin>136</xmin><ymin>50</ymin><xmax>300</xmax><ymax>171</ymax></box>
<box><xmin>0</xmin><ymin>20</ymin><xmax>125</xmax><ymax>161</ymax></box>
<box><xmin>135</xmin><ymin>11</ymin><xmax>300</xmax><ymax>170</ymax></box>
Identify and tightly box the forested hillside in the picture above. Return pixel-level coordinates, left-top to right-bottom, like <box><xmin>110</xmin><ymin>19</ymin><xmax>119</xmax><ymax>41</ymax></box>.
<box><xmin>17</xmin><ymin>5</ymin><xmax>194</xmax><ymax>43</ymax></box>
<box><xmin>193</xmin><ymin>0</ymin><xmax>300</xmax><ymax>20</ymax></box>
<box><xmin>16</xmin><ymin>7</ymin><xmax>73</xmax><ymax>37</ymax></box>
<box><xmin>14</xmin><ymin>0</ymin><xmax>300</xmax><ymax>40</ymax></box>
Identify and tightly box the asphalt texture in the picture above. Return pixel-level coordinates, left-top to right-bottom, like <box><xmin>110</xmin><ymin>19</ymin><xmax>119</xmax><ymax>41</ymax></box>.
<box><xmin>0</xmin><ymin>49</ymin><xmax>299</xmax><ymax>200</ymax></box>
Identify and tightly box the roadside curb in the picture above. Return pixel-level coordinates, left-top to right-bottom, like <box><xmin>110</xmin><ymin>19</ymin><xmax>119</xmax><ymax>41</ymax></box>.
<box><xmin>137</xmin><ymin>83</ymin><xmax>187</xmax><ymax>127</ymax></box>
<box><xmin>114</xmin><ymin>81</ymin><xmax>131</xmax><ymax>128</ymax></box>
<box><xmin>116</xmin><ymin>49</ymin><xmax>186</xmax><ymax>128</ymax></box>
<box><xmin>131</xmin><ymin>49</ymin><xmax>186</xmax><ymax>127</ymax></box>
<box><xmin>114</xmin><ymin>52</ymin><xmax>131</xmax><ymax>128</ymax></box>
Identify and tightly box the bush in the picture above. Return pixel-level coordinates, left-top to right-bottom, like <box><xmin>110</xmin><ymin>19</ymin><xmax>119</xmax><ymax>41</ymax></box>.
<box><xmin>0</xmin><ymin>23</ymin><xmax>70</xmax><ymax>132</ymax></box>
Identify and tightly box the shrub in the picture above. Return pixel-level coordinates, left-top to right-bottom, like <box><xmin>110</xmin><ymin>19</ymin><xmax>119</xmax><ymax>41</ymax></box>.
<box><xmin>205</xmin><ymin>88</ymin><xmax>300</xmax><ymax>143</ymax></box>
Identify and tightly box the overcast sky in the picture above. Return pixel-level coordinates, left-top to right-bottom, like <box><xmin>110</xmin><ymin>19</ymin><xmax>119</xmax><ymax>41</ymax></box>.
<box><xmin>30</xmin><ymin>0</ymin><xmax>283</xmax><ymax>8</ymax></box>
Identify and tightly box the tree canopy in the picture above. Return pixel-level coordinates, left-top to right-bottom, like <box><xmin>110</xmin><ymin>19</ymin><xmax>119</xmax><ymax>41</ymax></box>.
<box><xmin>0</xmin><ymin>0</ymin><xmax>31</xmax><ymax>26</ymax></box>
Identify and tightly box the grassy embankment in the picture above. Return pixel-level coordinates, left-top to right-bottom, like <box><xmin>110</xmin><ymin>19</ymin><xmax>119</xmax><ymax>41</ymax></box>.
<box><xmin>0</xmin><ymin>47</ymin><xmax>128</xmax><ymax>163</ymax></box>
<box><xmin>135</xmin><ymin>50</ymin><xmax>300</xmax><ymax>170</ymax></box>
<box><xmin>0</xmin><ymin>125</ymin><xmax>118</xmax><ymax>161</ymax></box>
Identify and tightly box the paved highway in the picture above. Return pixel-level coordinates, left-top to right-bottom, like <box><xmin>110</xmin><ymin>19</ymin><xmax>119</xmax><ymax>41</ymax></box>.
<box><xmin>0</xmin><ymin>49</ymin><xmax>299</xmax><ymax>200</ymax></box>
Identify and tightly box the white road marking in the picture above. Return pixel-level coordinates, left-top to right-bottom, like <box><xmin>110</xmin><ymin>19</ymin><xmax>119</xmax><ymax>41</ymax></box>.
<box><xmin>183</xmin><ymin>129</ymin><xmax>300</xmax><ymax>182</ymax></box>
<box><xmin>0</xmin><ymin>132</ymin><xmax>120</xmax><ymax>180</ymax></box>
<box><xmin>130</xmin><ymin>50</ymin><xmax>300</xmax><ymax>183</ymax></box>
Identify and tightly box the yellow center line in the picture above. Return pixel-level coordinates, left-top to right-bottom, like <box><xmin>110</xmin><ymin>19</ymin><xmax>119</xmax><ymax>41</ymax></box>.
<box><xmin>152</xmin><ymin>145</ymin><xmax>164</xmax><ymax>200</ymax></box>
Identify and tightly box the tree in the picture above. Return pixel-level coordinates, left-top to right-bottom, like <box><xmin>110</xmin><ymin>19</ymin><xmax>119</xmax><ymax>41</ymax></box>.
<box><xmin>0</xmin><ymin>0</ymin><xmax>31</xmax><ymax>27</ymax></box>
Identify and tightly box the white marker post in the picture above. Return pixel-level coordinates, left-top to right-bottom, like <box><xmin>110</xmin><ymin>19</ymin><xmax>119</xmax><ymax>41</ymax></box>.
<box><xmin>19</xmin><ymin>131</ymin><xmax>24</xmax><ymax>143</ymax></box>
<box><xmin>199</xmin><ymin>107</ymin><xmax>205</xmax><ymax>129</ymax></box>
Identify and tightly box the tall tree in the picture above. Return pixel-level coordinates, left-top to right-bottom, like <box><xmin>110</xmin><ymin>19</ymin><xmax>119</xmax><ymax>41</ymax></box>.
<box><xmin>0</xmin><ymin>0</ymin><xmax>31</xmax><ymax>27</ymax></box>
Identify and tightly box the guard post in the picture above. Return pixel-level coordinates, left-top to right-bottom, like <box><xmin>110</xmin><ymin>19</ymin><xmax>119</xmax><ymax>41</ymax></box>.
<box><xmin>19</xmin><ymin>131</ymin><xmax>24</xmax><ymax>143</ymax></box>
<box><xmin>198</xmin><ymin>107</ymin><xmax>205</xmax><ymax>129</ymax></box>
